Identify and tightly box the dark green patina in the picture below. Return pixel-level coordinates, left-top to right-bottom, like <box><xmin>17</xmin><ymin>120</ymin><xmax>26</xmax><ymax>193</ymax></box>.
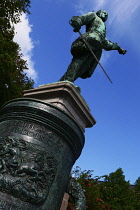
<box><xmin>59</xmin><ymin>10</ymin><xmax>127</xmax><ymax>83</ymax></box>
<box><xmin>0</xmin><ymin>98</ymin><xmax>85</xmax><ymax>209</ymax></box>
<box><xmin>67</xmin><ymin>177</ymin><xmax>86</xmax><ymax>210</ymax></box>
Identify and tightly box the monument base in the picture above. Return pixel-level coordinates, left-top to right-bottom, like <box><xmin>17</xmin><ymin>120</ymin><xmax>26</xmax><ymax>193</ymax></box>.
<box><xmin>23</xmin><ymin>82</ymin><xmax>96</xmax><ymax>130</ymax></box>
<box><xmin>0</xmin><ymin>82</ymin><xmax>95</xmax><ymax>209</ymax></box>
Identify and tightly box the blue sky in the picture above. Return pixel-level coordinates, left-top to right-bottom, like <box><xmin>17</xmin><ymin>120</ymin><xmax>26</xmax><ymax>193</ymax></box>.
<box><xmin>14</xmin><ymin>0</ymin><xmax>140</xmax><ymax>184</ymax></box>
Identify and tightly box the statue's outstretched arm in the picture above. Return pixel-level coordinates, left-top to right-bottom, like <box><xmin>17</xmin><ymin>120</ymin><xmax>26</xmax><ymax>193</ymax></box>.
<box><xmin>69</xmin><ymin>12</ymin><xmax>96</xmax><ymax>32</ymax></box>
<box><xmin>102</xmin><ymin>38</ymin><xmax>127</xmax><ymax>55</ymax></box>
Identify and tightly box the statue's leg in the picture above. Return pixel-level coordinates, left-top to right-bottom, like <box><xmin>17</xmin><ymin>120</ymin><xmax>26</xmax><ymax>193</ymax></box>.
<box><xmin>59</xmin><ymin>57</ymin><xmax>85</xmax><ymax>83</ymax></box>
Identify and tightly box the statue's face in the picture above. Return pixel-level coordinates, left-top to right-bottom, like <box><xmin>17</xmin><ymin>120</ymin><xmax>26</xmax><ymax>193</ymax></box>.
<box><xmin>96</xmin><ymin>10</ymin><xmax>108</xmax><ymax>22</ymax></box>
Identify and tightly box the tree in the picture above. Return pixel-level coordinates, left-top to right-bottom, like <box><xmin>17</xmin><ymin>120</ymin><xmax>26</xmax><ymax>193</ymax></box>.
<box><xmin>134</xmin><ymin>177</ymin><xmax>140</xmax><ymax>209</ymax></box>
<box><xmin>68</xmin><ymin>167</ymin><xmax>140</xmax><ymax>210</ymax></box>
<box><xmin>0</xmin><ymin>0</ymin><xmax>31</xmax><ymax>24</ymax></box>
<box><xmin>0</xmin><ymin>0</ymin><xmax>34</xmax><ymax>107</ymax></box>
<box><xmin>69</xmin><ymin>166</ymin><xmax>110</xmax><ymax>210</ymax></box>
<box><xmin>100</xmin><ymin>168</ymin><xmax>137</xmax><ymax>210</ymax></box>
<box><xmin>135</xmin><ymin>176</ymin><xmax>140</xmax><ymax>192</ymax></box>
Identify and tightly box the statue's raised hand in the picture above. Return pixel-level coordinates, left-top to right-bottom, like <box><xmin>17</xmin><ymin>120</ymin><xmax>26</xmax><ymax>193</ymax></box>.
<box><xmin>118</xmin><ymin>48</ymin><xmax>127</xmax><ymax>55</ymax></box>
<box><xmin>69</xmin><ymin>17</ymin><xmax>81</xmax><ymax>32</ymax></box>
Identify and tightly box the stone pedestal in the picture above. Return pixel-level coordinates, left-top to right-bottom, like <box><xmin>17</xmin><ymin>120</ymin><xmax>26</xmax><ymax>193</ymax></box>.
<box><xmin>23</xmin><ymin>82</ymin><xmax>96</xmax><ymax>130</ymax></box>
<box><xmin>0</xmin><ymin>82</ymin><xmax>95</xmax><ymax>210</ymax></box>
<box><xmin>60</xmin><ymin>193</ymin><xmax>69</xmax><ymax>210</ymax></box>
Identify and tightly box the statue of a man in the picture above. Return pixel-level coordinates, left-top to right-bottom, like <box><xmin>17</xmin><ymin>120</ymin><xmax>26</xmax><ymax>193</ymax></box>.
<box><xmin>59</xmin><ymin>10</ymin><xmax>127</xmax><ymax>83</ymax></box>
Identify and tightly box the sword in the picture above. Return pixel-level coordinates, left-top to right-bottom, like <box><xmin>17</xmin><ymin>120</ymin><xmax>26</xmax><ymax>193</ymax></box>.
<box><xmin>78</xmin><ymin>30</ymin><xmax>113</xmax><ymax>84</ymax></box>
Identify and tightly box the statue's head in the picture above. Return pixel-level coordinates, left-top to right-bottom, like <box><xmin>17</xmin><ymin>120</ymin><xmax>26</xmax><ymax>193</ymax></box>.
<box><xmin>96</xmin><ymin>10</ymin><xmax>108</xmax><ymax>22</ymax></box>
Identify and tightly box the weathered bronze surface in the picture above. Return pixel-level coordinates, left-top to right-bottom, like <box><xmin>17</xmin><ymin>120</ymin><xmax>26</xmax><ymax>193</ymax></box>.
<box><xmin>0</xmin><ymin>98</ymin><xmax>85</xmax><ymax>209</ymax></box>
<box><xmin>59</xmin><ymin>10</ymin><xmax>127</xmax><ymax>83</ymax></box>
<box><xmin>67</xmin><ymin>177</ymin><xmax>86</xmax><ymax>210</ymax></box>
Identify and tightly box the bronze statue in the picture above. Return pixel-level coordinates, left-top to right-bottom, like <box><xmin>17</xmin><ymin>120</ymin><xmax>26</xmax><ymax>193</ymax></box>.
<box><xmin>59</xmin><ymin>10</ymin><xmax>127</xmax><ymax>83</ymax></box>
<box><xmin>67</xmin><ymin>177</ymin><xmax>86</xmax><ymax>210</ymax></box>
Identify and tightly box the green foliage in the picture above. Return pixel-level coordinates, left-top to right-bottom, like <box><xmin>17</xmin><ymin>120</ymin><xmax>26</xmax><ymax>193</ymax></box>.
<box><xmin>0</xmin><ymin>0</ymin><xmax>31</xmax><ymax>24</ymax></box>
<box><xmin>0</xmin><ymin>0</ymin><xmax>34</xmax><ymax>108</ymax></box>
<box><xmin>100</xmin><ymin>168</ymin><xmax>138</xmax><ymax>210</ymax></box>
<box><xmin>135</xmin><ymin>177</ymin><xmax>140</xmax><ymax>191</ymax></box>
<box><xmin>69</xmin><ymin>167</ymin><xmax>140</xmax><ymax>210</ymax></box>
<box><xmin>134</xmin><ymin>177</ymin><xmax>140</xmax><ymax>208</ymax></box>
<box><xmin>71</xmin><ymin>166</ymin><xmax>110</xmax><ymax>210</ymax></box>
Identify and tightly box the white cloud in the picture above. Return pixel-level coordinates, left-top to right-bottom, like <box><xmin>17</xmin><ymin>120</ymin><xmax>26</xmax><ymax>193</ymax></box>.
<box><xmin>94</xmin><ymin>0</ymin><xmax>105</xmax><ymax>11</ymax></box>
<box><xmin>74</xmin><ymin>0</ymin><xmax>140</xmax><ymax>64</ymax></box>
<box><xmin>13</xmin><ymin>13</ymin><xmax>37</xmax><ymax>81</ymax></box>
<box><xmin>75</xmin><ymin>0</ymin><xmax>140</xmax><ymax>28</ymax></box>
<box><xmin>106</xmin><ymin>0</ymin><xmax>140</xmax><ymax>26</ymax></box>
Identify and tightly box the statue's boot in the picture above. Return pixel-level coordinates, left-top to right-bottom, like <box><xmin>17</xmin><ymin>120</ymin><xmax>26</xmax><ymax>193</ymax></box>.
<box><xmin>59</xmin><ymin>57</ymin><xmax>83</xmax><ymax>82</ymax></box>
